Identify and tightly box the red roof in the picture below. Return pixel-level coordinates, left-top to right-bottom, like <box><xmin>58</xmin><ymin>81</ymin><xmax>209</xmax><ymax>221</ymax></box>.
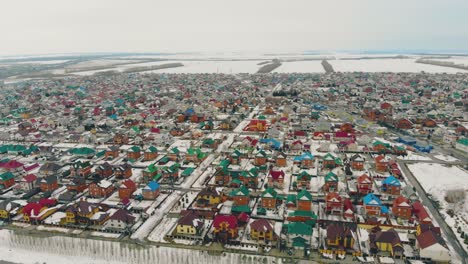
<box><xmin>326</xmin><ymin>192</ymin><xmax>342</xmax><ymax>203</ymax></box>
<box><xmin>0</xmin><ymin>160</ymin><xmax>24</xmax><ymax>169</ymax></box>
<box><xmin>213</xmin><ymin>215</ymin><xmax>238</xmax><ymax>229</ymax></box>
<box><xmin>416</xmin><ymin>230</ymin><xmax>443</xmax><ymax>249</ymax></box>
<box><xmin>413</xmin><ymin>201</ymin><xmax>431</xmax><ymax>223</ymax></box>
<box><xmin>23</xmin><ymin>174</ymin><xmax>37</xmax><ymax>183</ymax></box>
<box><xmin>121</xmin><ymin>179</ymin><xmax>136</xmax><ymax>190</ymax></box>
<box><xmin>39</xmin><ymin>198</ymin><xmax>57</xmax><ymax>207</ymax></box>
<box><xmin>250</xmin><ymin>219</ymin><xmax>273</xmax><ymax>232</ymax></box>
<box><xmin>269</xmin><ymin>170</ymin><xmax>285</xmax><ymax>180</ymax></box>
<box><xmin>357</xmin><ymin>174</ymin><xmax>372</xmax><ymax>184</ymax></box>
<box><xmin>237</xmin><ymin>212</ymin><xmax>250</xmax><ymax>223</ymax></box>
<box><xmin>393</xmin><ymin>196</ymin><xmax>410</xmax><ymax>208</ymax></box>
<box><xmin>22</xmin><ymin>203</ymin><xmax>43</xmax><ymax>217</ymax></box>
<box><xmin>343</xmin><ymin>198</ymin><xmax>354</xmax><ymax>212</ymax></box>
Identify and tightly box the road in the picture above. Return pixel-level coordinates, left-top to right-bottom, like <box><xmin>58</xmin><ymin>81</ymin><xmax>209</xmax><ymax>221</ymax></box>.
<box><xmin>399</xmin><ymin>160</ymin><xmax>468</xmax><ymax>264</ymax></box>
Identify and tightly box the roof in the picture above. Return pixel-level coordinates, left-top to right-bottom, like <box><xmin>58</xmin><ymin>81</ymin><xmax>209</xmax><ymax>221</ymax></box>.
<box><xmin>109</xmin><ymin>209</ymin><xmax>135</xmax><ymax>224</ymax></box>
<box><xmin>287</xmin><ymin>222</ymin><xmax>312</xmax><ymax>236</ymax></box>
<box><xmin>120</xmin><ymin>179</ymin><xmax>136</xmax><ymax>190</ymax></box>
<box><xmin>382</xmin><ymin>175</ymin><xmax>401</xmax><ymax>186</ymax></box>
<box><xmin>417</xmin><ymin>230</ymin><xmax>446</xmax><ymax>249</ymax></box>
<box><xmin>143</xmin><ymin>181</ymin><xmax>160</xmax><ymax>191</ymax></box>
<box><xmin>297</xmin><ymin>189</ymin><xmax>312</xmax><ymax>201</ymax></box>
<box><xmin>250</xmin><ymin>219</ymin><xmax>273</xmax><ymax>232</ymax></box>
<box><xmin>363</xmin><ymin>193</ymin><xmax>382</xmax><ymax>206</ymax></box>
<box><xmin>262</xmin><ymin>187</ymin><xmax>277</xmax><ymax>198</ymax></box>
<box><xmin>269</xmin><ymin>170</ymin><xmax>285</xmax><ymax>180</ymax></box>
<box><xmin>213</xmin><ymin>215</ymin><xmax>237</xmax><ymax>229</ymax></box>
<box><xmin>178</xmin><ymin>212</ymin><xmax>203</xmax><ymax>228</ymax></box>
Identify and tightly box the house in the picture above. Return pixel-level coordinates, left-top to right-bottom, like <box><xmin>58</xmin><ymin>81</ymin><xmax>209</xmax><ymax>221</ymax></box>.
<box><xmin>412</xmin><ymin>201</ymin><xmax>432</xmax><ymax>224</ymax></box>
<box><xmin>19</xmin><ymin>174</ymin><xmax>37</xmax><ymax>191</ymax></box>
<box><xmin>89</xmin><ymin>180</ymin><xmax>114</xmax><ymax>198</ymax></box>
<box><xmin>250</xmin><ymin>219</ymin><xmax>276</xmax><ymax>241</ymax></box>
<box><xmin>275</xmin><ymin>152</ymin><xmax>287</xmax><ymax>167</ymax></box>
<box><xmin>142</xmin><ymin>163</ymin><xmax>158</xmax><ymax>181</ymax></box>
<box><xmin>342</xmin><ymin>199</ymin><xmax>355</xmax><ymax>220</ymax></box>
<box><xmin>326</xmin><ymin>223</ymin><xmax>355</xmax><ymax>249</ymax></box>
<box><xmin>22</xmin><ymin>199</ymin><xmax>57</xmax><ymax>223</ymax></box>
<box><xmin>143</xmin><ymin>146</ymin><xmax>159</xmax><ymax>161</ymax></box>
<box><xmin>261</xmin><ymin>187</ymin><xmax>278</xmax><ymax>209</ymax></box>
<box><xmin>67</xmin><ymin>177</ymin><xmax>87</xmax><ymax>193</ymax></box>
<box><xmin>0</xmin><ymin>172</ymin><xmax>15</xmax><ymax>189</ymax></box>
<box><xmin>381</xmin><ymin>175</ymin><xmax>401</xmax><ymax>195</ymax></box>
<box><xmin>244</xmin><ymin>119</ymin><xmax>267</xmax><ymax>132</ymax></box>
<box><xmin>322</xmin><ymin>153</ymin><xmax>342</xmax><ymax>169</ymax></box>
<box><xmin>239</xmin><ymin>168</ymin><xmax>259</xmax><ymax>188</ymax></box>
<box><xmin>374</xmin><ymin>155</ymin><xmax>390</xmax><ymax>172</ymax></box>
<box><xmin>350</xmin><ymin>154</ymin><xmax>365</xmax><ymax>170</ymax></box>
<box><xmin>39</xmin><ymin>162</ymin><xmax>62</xmax><ymax>176</ymax></box>
<box><xmin>323</xmin><ymin>172</ymin><xmax>339</xmax><ymax>192</ymax></box>
<box><xmin>392</xmin><ymin>196</ymin><xmax>412</xmax><ymax>219</ymax></box>
<box><xmin>369</xmin><ymin>228</ymin><xmax>404</xmax><ymax>257</ymax></box>
<box><xmin>296</xmin><ymin>189</ymin><xmax>313</xmax><ymax>211</ymax></box>
<box><xmin>118</xmin><ymin>179</ymin><xmax>137</xmax><ymax>200</ymax></box>
<box><xmin>267</xmin><ymin>170</ymin><xmax>285</xmax><ymax>188</ymax></box>
<box><xmin>325</xmin><ymin>192</ymin><xmax>343</xmax><ymax>215</ymax></box>
<box><xmin>63</xmin><ymin>200</ymin><xmax>107</xmax><ymax>225</ymax></box>
<box><xmin>416</xmin><ymin>228</ymin><xmax>450</xmax><ymax>262</ymax></box>
<box><xmin>168</xmin><ymin>147</ymin><xmax>180</xmax><ymax>161</ymax></box>
<box><xmin>95</xmin><ymin>162</ymin><xmax>113</xmax><ymax>178</ymax></box>
<box><xmin>176</xmin><ymin>211</ymin><xmax>204</xmax><ymax>236</ymax></box>
<box><xmin>105</xmin><ymin>209</ymin><xmax>135</xmax><ymax>231</ymax></box>
<box><xmin>213</xmin><ymin>215</ymin><xmax>238</xmax><ymax>243</ymax></box>
<box><xmin>0</xmin><ymin>200</ymin><xmax>20</xmax><ymax>220</ymax></box>
<box><xmin>127</xmin><ymin>146</ymin><xmax>141</xmax><ymax>161</ymax></box>
<box><xmin>293</xmin><ymin>152</ymin><xmax>314</xmax><ymax>168</ymax></box>
<box><xmin>287</xmin><ymin>222</ymin><xmax>313</xmax><ymax>248</ymax></box>
<box><xmin>363</xmin><ymin>193</ymin><xmax>388</xmax><ymax>216</ymax></box>
<box><xmin>105</xmin><ymin>146</ymin><xmax>120</xmax><ymax>159</ymax></box>
<box><xmin>192</xmin><ymin>188</ymin><xmax>219</xmax><ymax>209</ymax></box>
<box><xmin>356</xmin><ymin>174</ymin><xmax>373</xmax><ymax>195</ymax></box>
<box><xmin>114</xmin><ymin>163</ymin><xmax>132</xmax><ymax>179</ymax></box>
<box><xmin>229</xmin><ymin>185</ymin><xmax>250</xmax><ymax>207</ymax></box>
<box><xmin>185</xmin><ymin>147</ymin><xmax>207</xmax><ymax>164</ymax></box>
<box><xmin>455</xmin><ymin>138</ymin><xmax>468</xmax><ymax>153</ymax></box>
<box><xmin>70</xmin><ymin>161</ymin><xmax>92</xmax><ymax>177</ymax></box>
<box><xmin>395</xmin><ymin>118</ymin><xmax>413</xmax><ymax>130</ymax></box>
<box><xmin>113</xmin><ymin>133</ymin><xmax>129</xmax><ymax>145</ymax></box>
<box><xmin>142</xmin><ymin>181</ymin><xmax>160</xmax><ymax>200</ymax></box>
<box><xmin>295</xmin><ymin>171</ymin><xmax>313</xmax><ymax>190</ymax></box>
<box><xmin>254</xmin><ymin>150</ymin><xmax>267</xmax><ymax>166</ymax></box>
<box><xmin>38</xmin><ymin>175</ymin><xmax>58</xmax><ymax>192</ymax></box>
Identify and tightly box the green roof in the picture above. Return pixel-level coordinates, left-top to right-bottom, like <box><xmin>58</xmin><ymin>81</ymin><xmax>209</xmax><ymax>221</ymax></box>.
<box><xmin>325</xmin><ymin>172</ymin><xmax>338</xmax><ymax>182</ymax></box>
<box><xmin>181</xmin><ymin>167</ymin><xmax>195</xmax><ymax>177</ymax></box>
<box><xmin>230</xmin><ymin>185</ymin><xmax>250</xmax><ymax>197</ymax></box>
<box><xmin>297</xmin><ymin>189</ymin><xmax>312</xmax><ymax>201</ymax></box>
<box><xmin>0</xmin><ymin>172</ymin><xmax>14</xmax><ymax>181</ymax></box>
<box><xmin>457</xmin><ymin>138</ymin><xmax>468</xmax><ymax>146</ymax></box>
<box><xmin>231</xmin><ymin>205</ymin><xmax>251</xmax><ymax>213</ymax></box>
<box><xmin>261</xmin><ymin>187</ymin><xmax>277</xmax><ymax>198</ymax></box>
<box><xmin>287</xmin><ymin>222</ymin><xmax>313</xmax><ymax>236</ymax></box>
<box><xmin>288</xmin><ymin>210</ymin><xmax>317</xmax><ymax>220</ymax></box>
<box><xmin>69</xmin><ymin>147</ymin><xmax>96</xmax><ymax>156</ymax></box>
<box><xmin>292</xmin><ymin>237</ymin><xmax>308</xmax><ymax>248</ymax></box>
<box><xmin>129</xmin><ymin>146</ymin><xmax>141</xmax><ymax>152</ymax></box>
<box><xmin>147</xmin><ymin>146</ymin><xmax>158</xmax><ymax>153</ymax></box>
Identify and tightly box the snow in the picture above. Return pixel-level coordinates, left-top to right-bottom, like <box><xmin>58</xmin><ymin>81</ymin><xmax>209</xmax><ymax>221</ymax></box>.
<box><xmin>434</xmin><ymin>154</ymin><xmax>459</xmax><ymax>162</ymax></box>
<box><xmin>0</xmin><ymin>229</ymin><xmax>281</xmax><ymax>264</ymax></box>
<box><xmin>397</xmin><ymin>151</ymin><xmax>432</xmax><ymax>161</ymax></box>
<box><xmin>330</xmin><ymin>58</ymin><xmax>467</xmax><ymax>73</ymax></box>
<box><xmin>130</xmin><ymin>191</ymin><xmax>182</xmax><ymax>240</ymax></box>
<box><xmin>151</xmin><ymin>60</ymin><xmax>261</xmax><ymax>74</ymax></box>
<box><xmin>273</xmin><ymin>60</ymin><xmax>325</xmax><ymax>73</ymax></box>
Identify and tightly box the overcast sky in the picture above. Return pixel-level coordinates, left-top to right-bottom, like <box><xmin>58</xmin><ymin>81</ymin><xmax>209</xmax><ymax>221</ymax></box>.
<box><xmin>1</xmin><ymin>0</ymin><xmax>468</xmax><ymax>55</ymax></box>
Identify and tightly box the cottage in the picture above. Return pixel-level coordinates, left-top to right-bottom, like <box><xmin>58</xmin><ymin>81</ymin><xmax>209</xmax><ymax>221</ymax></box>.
<box><xmin>114</xmin><ymin>163</ymin><xmax>132</xmax><ymax>179</ymax></box>
<box><xmin>267</xmin><ymin>170</ymin><xmax>285</xmax><ymax>188</ymax></box>
<box><xmin>144</xmin><ymin>146</ymin><xmax>159</xmax><ymax>161</ymax></box>
<box><xmin>176</xmin><ymin>211</ymin><xmax>204</xmax><ymax>236</ymax></box>
<box><xmin>89</xmin><ymin>180</ymin><xmax>114</xmax><ymax>198</ymax></box>
<box><xmin>323</xmin><ymin>172</ymin><xmax>339</xmax><ymax>192</ymax></box>
<box><xmin>369</xmin><ymin>228</ymin><xmax>404</xmax><ymax>257</ymax></box>
<box><xmin>127</xmin><ymin>146</ymin><xmax>141</xmax><ymax>161</ymax></box>
<box><xmin>250</xmin><ymin>219</ymin><xmax>276</xmax><ymax>241</ymax></box>
<box><xmin>261</xmin><ymin>187</ymin><xmax>278</xmax><ymax>209</ymax></box>
<box><xmin>142</xmin><ymin>181</ymin><xmax>160</xmax><ymax>200</ymax></box>
<box><xmin>350</xmin><ymin>154</ymin><xmax>365</xmax><ymax>170</ymax></box>
<box><xmin>0</xmin><ymin>172</ymin><xmax>15</xmax><ymax>189</ymax></box>
<box><xmin>356</xmin><ymin>174</ymin><xmax>373</xmax><ymax>195</ymax></box>
<box><xmin>105</xmin><ymin>209</ymin><xmax>135</xmax><ymax>231</ymax></box>
<box><xmin>118</xmin><ymin>179</ymin><xmax>137</xmax><ymax>200</ymax></box>
<box><xmin>296</xmin><ymin>189</ymin><xmax>313</xmax><ymax>211</ymax></box>
<box><xmin>95</xmin><ymin>162</ymin><xmax>113</xmax><ymax>178</ymax></box>
<box><xmin>392</xmin><ymin>196</ymin><xmax>412</xmax><ymax>219</ymax></box>
<box><xmin>325</xmin><ymin>192</ymin><xmax>343</xmax><ymax>215</ymax></box>
<box><xmin>326</xmin><ymin>223</ymin><xmax>355</xmax><ymax>249</ymax></box>
<box><xmin>38</xmin><ymin>175</ymin><xmax>58</xmax><ymax>192</ymax></box>
<box><xmin>363</xmin><ymin>193</ymin><xmax>388</xmax><ymax>216</ymax></box>
<box><xmin>381</xmin><ymin>175</ymin><xmax>401</xmax><ymax>196</ymax></box>
<box><xmin>196</xmin><ymin>187</ymin><xmax>221</xmax><ymax>208</ymax></box>
<box><xmin>213</xmin><ymin>215</ymin><xmax>238</xmax><ymax>243</ymax></box>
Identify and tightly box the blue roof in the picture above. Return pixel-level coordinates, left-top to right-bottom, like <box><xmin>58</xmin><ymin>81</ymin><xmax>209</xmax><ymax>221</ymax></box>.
<box><xmin>382</xmin><ymin>175</ymin><xmax>401</xmax><ymax>186</ymax></box>
<box><xmin>260</xmin><ymin>138</ymin><xmax>281</xmax><ymax>149</ymax></box>
<box><xmin>145</xmin><ymin>181</ymin><xmax>160</xmax><ymax>191</ymax></box>
<box><xmin>185</xmin><ymin>108</ymin><xmax>194</xmax><ymax>116</ymax></box>
<box><xmin>294</xmin><ymin>152</ymin><xmax>314</xmax><ymax>161</ymax></box>
<box><xmin>381</xmin><ymin>206</ymin><xmax>389</xmax><ymax>214</ymax></box>
<box><xmin>363</xmin><ymin>193</ymin><xmax>382</xmax><ymax>206</ymax></box>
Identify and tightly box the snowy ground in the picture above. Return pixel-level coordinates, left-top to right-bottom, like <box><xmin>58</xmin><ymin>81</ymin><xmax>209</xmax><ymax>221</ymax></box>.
<box><xmin>273</xmin><ymin>60</ymin><xmax>325</xmax><ymax>73</ymax></box>
<box><xmin>407</xmin><ymin>163</ymin><xmax>468</xmax><ymax>252</ymax></box>
<box><xmin>397</xmin><ymin>151</ymin><xmax>432</xmax><ymax>161</ymax></box>
<box><xmin>433</xmin><ymin>154</ymin><xmax>459</xmax><ymax>162</ymax></box>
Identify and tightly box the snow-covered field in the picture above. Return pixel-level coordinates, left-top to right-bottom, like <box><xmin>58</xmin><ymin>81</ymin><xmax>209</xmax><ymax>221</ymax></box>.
<box><xmin>329</xmin><ymin>58</ymin><xmax>467</xmax><ymax>73</ymax></box>
<box><xmin>0</xmin><ymin>229</ymin><xmax>283</xmax><ymax>264</ymax></box>
<box><xmin>434</xmin><ymin>154</ymin><xmax>459</xmax><ymax>162</ymax></box>
<box><xmin>153</xmin><ymin>60</ymin><xmax>262</xmax><ymax>74</ymax></box>
<box><xmin>407</xmin><ymin>163</ymin><xmax>468</xmax><ymax>252</ymax></box>
<box><xmin>273</xmin><ymin>60</ymin><xmax>325</xmax><ymax>73</ymax></box>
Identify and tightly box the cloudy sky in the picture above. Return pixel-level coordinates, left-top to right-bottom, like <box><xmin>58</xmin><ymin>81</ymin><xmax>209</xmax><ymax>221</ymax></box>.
<box><xmin>1</xmin><ymin>0</ymin><xmax>467</xmax><ymax>55</ymax></box>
